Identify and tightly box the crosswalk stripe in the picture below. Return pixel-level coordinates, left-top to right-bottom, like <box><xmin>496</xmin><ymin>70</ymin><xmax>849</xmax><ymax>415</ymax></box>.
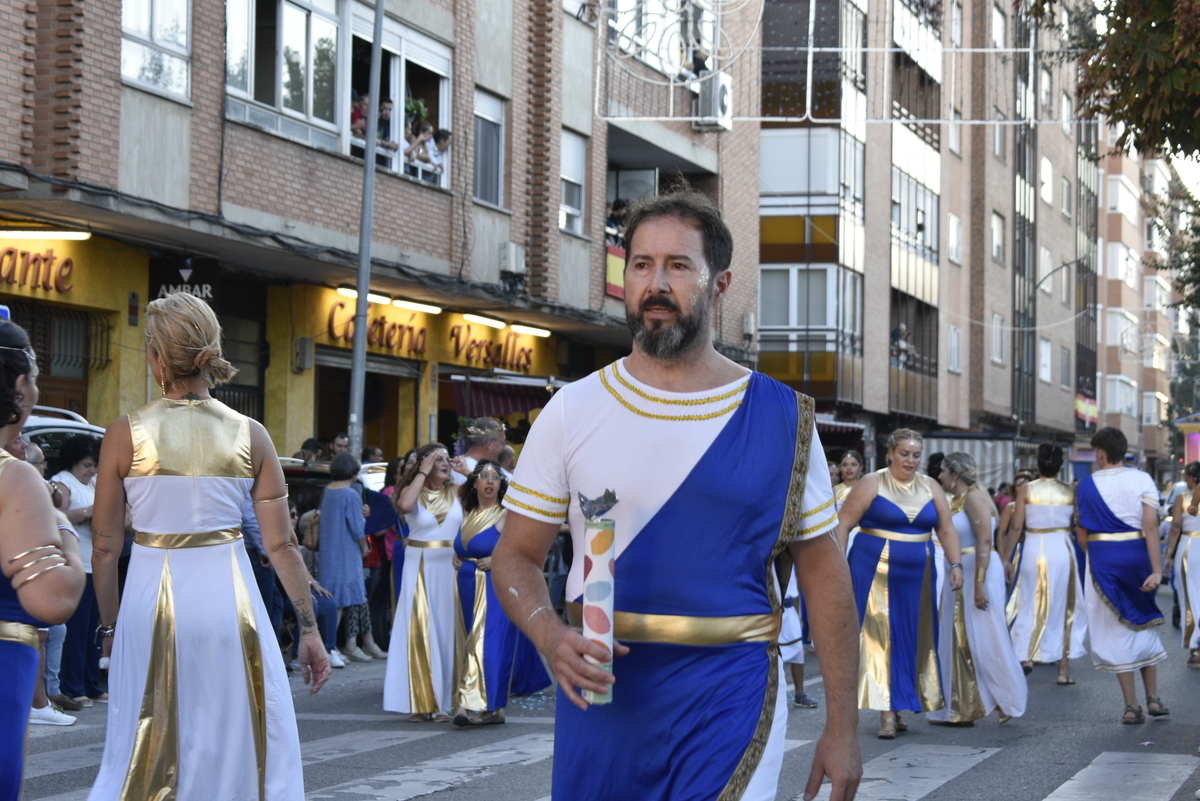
<box><xmin>1042</xmin><ymin>751</ymin><xmax>1198</xmax><ymax>801</ymax></box>
<box><xmin>798</xmin><ymin>744</ymin><xmax>1000</xmax><ymax>801</ymax></box>
<box><xmin>24</xmin><ymin>729</ymin><xmax>444</xmax><ymax>787</ymax></box>
<box><xmin>306</xmin><ymin>733</ymin><xmax>555</xmax><ymax>800</ymax></box>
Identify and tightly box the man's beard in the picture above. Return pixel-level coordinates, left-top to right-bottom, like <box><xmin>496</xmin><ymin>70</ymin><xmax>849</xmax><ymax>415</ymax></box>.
<box><xmin>626</xmin><ymin>294</ymin><xmax>709</xmax><ymax>360</ymax></box>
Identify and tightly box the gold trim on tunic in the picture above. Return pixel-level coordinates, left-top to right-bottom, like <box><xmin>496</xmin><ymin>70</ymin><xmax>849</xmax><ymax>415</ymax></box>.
<box><xmin>1063</xmin><ymin>541</ymin><xmax>1079</xmax><ymax>654</ymax></box>
<box><xmin>0</xmin><ymin>620</ymin><xmax>38</xmax><ymax>649</ymax></box>
<box><xmin>419</xmin><ymin>485</ymin><xmax>458</xmax><ymax>527</ymax></box>
<box><xmin>508</xmin><ymin>482</ymin><xmax>569</xmax><ymax>505</ymax></box>
<box><xmin>1028</xmin><ymin>538</ymin><xmax>1050</xmax><ymax>662</ymax></box>
<box><xmin>875</xmin><ymin>469</ymin><xmax>935</xmax><ymax>523</ymax></box>
<box><xmin>408</xmin><ymin>539</ymin><xmax>455</xmax><ymax>550</ymax></box>
<box><xmin>567</xmin><ymin>603</ymin><xmax>781</xmax><ymax>645</ymax></box>
<box><xmin>1026</xmin><ymin>527</ymin><xmax>1071</xmax><ymax>534</ymax></box>
<box><xmin>611</xmin><ymin>360</ymin><xmax>750</xmax><ymax>406</ymax></box>
<box><xmin>1026</xmin><ymin>478</ymin><xmax>1075</xmax><ymax>506</ymax></box>
<box><xmin>121</xmin><ymin>552</ymin><xmax>179</xmax><ymax>800</ymax></box>
<box><xmin>858</xmin><ymin>541</ymin><xmax>892</xmax><ymax>710</ymax></box>
<box><xmin>860</xmin><ymin>528</ymin><xmax>932</xmax><ymax>543</ymax></box>
<box><xmin>1182</xmin><ymin>542</ymin><xmax>1195</xmax><ymax>647</ymax></box>
<box><xmin>916</xmin><ymin>548</ymin><xmax>943</xmax><ymax>712</ymax></box>
<box><xmin>456</xmin><ymin>570</ymin><xmax>490</xmax><ymax>712</ymax></box>
<box><xmin>127</xmin><ymin>398</ymin><xmax>253</xmax><ymax>479</ymax></box>
<box><xmin>600</xmin><ymin>367</ymin><xmax>744</xmax><ymax>422</ymax></box>
<box><xmin>461</xmin><ymin>505</ymin><xmax>505</xmax><ymax>547</ymax></box>
<box><xmin>408</xmin><ymin>553</ymin><xmax>439</xmax><ymax>714</ymax></box>
<box><xmin>134</xmin><ymin>529</ymin><xmax>243</xmax><ymax>549</ymax></box>
<box><xmin>1087</xmin><ymin>531</ymin><xmax>1143</xmax><ymax>542</ymax></box>
<box><xmin>947</xmin><ymin>587</ymin><xmax>986</xmax><ymax>722</ymax></box>
<box><xmin>230</xmin><ymin>547</ymin><xmax>267</xmax><ymax>799</ymax></box>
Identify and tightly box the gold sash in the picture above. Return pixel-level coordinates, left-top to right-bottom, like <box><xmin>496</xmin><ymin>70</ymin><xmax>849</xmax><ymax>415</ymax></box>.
<box><xmin>1087</xmin><ymin>531</ymin><xmax>1143</xmax><ymax>542</ymax></box>
<box><xmin>0</xmin><ymin>620</ymin><xmax>38</xmax><ymax>649</ymax></box>
<box><xmin>420</xmin><ymin>485</ymin><xmax>458</xmax><ymax>526</ymax></box>
<box><xmin>567</xmin><ymin>602</ymin><xmax>780</xmax><ymax>645</ymax></box>
<box><xmin>408</xmin><ymin>539</ymin><xmax>455</xmax><ymax>549</ymax></box>
<box><xmin>134</xmin><ymin>528</ymin><xmax>242</xmax><ymax>548</ymax></box>
<box><xmin>860</xmin><ymin>528</ymin><xmax>932</xmax><ymax>543</ymax></box>
<box><xmin>1027</xmin><ymin>526</ymin><xmax>1070</xmax><ymax>534</ymax></box>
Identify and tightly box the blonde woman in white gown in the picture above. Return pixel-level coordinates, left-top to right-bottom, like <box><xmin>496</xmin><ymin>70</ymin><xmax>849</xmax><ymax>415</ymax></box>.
<box><xmin>384</xmin><ymin>443</ymin><xmax>464</xmax><ymax>720</ymax></box>
<box><xmin>930</xmin><ymin>452</ymin><xmax>1027</xmax><ymax>724</ymax></box>
<box><xmin>88</xmin><ymin>293</ymin><xmax>328</xmax><ymax>801</ymax></box>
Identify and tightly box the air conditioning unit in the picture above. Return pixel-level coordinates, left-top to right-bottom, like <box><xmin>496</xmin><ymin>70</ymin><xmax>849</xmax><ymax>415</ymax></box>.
<box><xmin>693</xmin><ymin>73</ymin><xmax>733</xmax><ymax>132</ymax></box>
<box><xmin>500</xmin><ymin>241</ymin><xmax>526</xmax><ymax>274</ymax></box>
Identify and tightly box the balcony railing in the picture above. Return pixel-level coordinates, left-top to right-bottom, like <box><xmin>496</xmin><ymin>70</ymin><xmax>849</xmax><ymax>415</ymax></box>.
<box><xmin>889</xmin><ymin>351</ymin><xmax>937</xmax><ymax>419</ymax></box>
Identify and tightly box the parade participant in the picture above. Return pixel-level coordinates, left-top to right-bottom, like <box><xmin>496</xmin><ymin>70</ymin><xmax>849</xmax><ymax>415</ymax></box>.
<box><xmin>1005</xmin><ymin>443</ymin><xmax>1087</xmax><ymax>682</ymax></box>
<box><xmin>780</xmin><ymin>570</ymin><xmax>819</xmax><ymax>709</ymax></box>
<box><xmin>384</xmin><ymin>443</ymin><xmax>463</xmax><ymax>721</ymax></box>
<box><xmin>835</xmin><ymin>450</ymin><xmax>865</xmax><ymax>553</ymax></box>
<box><xmin>0</xmin><ymin>321</ymin><xmax>86</xmax><ymax>800</ymax></box>
<box><xmin>493</xmin><ymin>191</ymin><xmax>861</xmax><ymax>801</ymax></box>
<box><xmin>929</xmin><ymin>452</ymin><xmax>1026</xmax><ymax>725</ymax></box>
<box><xmin>452</xmin><ymin>460</ymin><xmax>550</xmax><ymax>726</ymax></box>
<box><xmin>1076</xmin><ymin>426</ymin><xmax>1167</xmax><ymax>724</ymax></box>
<box><xmin>449</xmin><ymin>418</ymin><xmax>507</xmax><ymax>485</ymax></box>
<box><xmin>88</xmin><ymin>293</ymin><xmax>329</xmax><ymax>801</ymax></box>
<box><xmin>836</xmin><ymin>429</ymin><xmax>964</xmax><ymax>739</ymax></box>
<box><xmin>1163</xmin><ymin>460</ymin><xmax>1200</xmax><ymax>668</ymax></box>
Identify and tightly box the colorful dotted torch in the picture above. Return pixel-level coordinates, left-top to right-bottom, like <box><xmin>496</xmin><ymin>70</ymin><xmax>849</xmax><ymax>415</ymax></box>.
<box><xmin>580</xmin><ymin>489</ymin><xmax>618</xmax><ymax>706</ymax></box>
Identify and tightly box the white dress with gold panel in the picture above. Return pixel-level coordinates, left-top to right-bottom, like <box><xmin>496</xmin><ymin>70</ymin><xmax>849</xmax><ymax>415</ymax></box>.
<box><xmin>1172</xmin><ymin>509</ymin><xmax>1200</xmax><ymax>650</ymax></box>
<box><xmin>930</xmin><ymin>495</ymin><xmax>1027</xmax><ymax>722</ymax></box>
<box><xmin>1006</xmin><ymin>478</ymin><xmax>1088</xmax><ymax>663</ymax></box>
<box><xmin>88</xmin><ymin>398</ymin><xmax>303</xmax><ymax>801</ymax></box>
<box><xmin>383</xmin><ymin>486</ymin><xmax>463</xmax><ymax>716</ymax></box>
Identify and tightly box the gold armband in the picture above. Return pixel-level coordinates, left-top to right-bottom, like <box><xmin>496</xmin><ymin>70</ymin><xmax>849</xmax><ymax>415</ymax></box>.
<box><xmin>8</xmin><ymin>544</ymin><xmax>59</xmax><ymax>564</ymax></box>
<box><xmin>15</xmin><ymin>561</ymin><xmax>67</xmax><ymax>589</ymax></box>
<box><xmin>253</xmin><ymin>491</ymin><xmax>289</xmax><ymax>505</ymax></box>
<box><xmin>975</xmin><ymin>565</ymin><xmax>988</xmax><ymax>583</ymax></box>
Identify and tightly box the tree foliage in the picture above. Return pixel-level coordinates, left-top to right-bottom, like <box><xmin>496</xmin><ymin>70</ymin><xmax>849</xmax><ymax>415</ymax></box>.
<box><xmin>1032</xmin><ymin>0</ymin><xmax>1200</xmax><ymax>158</ymax></box>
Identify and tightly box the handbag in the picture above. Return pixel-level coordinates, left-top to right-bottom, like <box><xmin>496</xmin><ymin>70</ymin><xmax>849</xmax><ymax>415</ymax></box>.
<box><xmin>300</xmin><ymin>490</ymin><xmax>324</xmax><ymax>552</ymax></box>
<box><xmin>363</xmin><ymin>533</ymin><xmax>383</xmax><ymax>569</ymax></box>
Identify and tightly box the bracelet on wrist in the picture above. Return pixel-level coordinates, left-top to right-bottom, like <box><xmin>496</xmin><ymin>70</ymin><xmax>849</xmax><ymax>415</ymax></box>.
<box><xmin>96</xmin><ymin>622</ymin><xmax>117</xmax><ymax>639</ymax></box>
<box><xmin>949</xmin><ymin>562</ymin><xmax>963</xmax><ymax>571</ymax></box>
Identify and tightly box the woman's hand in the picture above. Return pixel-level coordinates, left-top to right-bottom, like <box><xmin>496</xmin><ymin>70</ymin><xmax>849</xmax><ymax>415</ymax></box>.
<box><xmin>477</xmin><ymin>556</ymin><xmax>492</xmax><ymax>572</ymax></box>
<box><xmin>310</xmin><ymin>581</ymin><xmax>333</xmax><ymax>599</ymax></box>
<box><xmin>449</xmin><ymin>456</ymin><xmax>470</xmax><ymax>476</ymax></box>
<box><xmin>948</xmin><ymin>564</ymin><xmax>964</xmax><ymax>591</ymax></box>
<box><xmin>1141</xmin><ymin>572</ymin><xmax>1162</xmax><ymax>592</ymax></box>
<box><xmin>419</xmin><ymin>452</ymin><xmax>439</xmax><ymax>474</ymax></box>
<box><xmin>974</xmin><ymin>581</ymin><xmax>989</xmax><ymax>610</ymax></box>
<box><xmin>452</xmin><ymin>554</ymin><xmax>463</xmax><ymax>570</ymax></box>
<box><xmin>1163</xmin><ymin>557</ymin><xmax>1173</xmax><ymax>577</ymax></box>
<box><xmin>1004</xmin><ymin>559</ymin><xmax>1015</xmax><ymax>585</ymax></box>
<box><xmin>359</xmin><ymin>539</ymin><xmax>369</xmax><ymax>558</ymax></box>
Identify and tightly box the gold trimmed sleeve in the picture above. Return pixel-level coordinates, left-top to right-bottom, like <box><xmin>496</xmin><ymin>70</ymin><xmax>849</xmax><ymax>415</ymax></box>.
<box><xmin>778</xmin><ymin>395</ymin><xmax>838</xmax><ymax>545</ymax></box>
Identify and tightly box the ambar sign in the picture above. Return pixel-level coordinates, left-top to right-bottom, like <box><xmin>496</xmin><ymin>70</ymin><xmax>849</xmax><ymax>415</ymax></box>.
<box><xmin>0</xmin><ymin>247</ymin><xmax>75</xmax><ymax>293</ymax></box>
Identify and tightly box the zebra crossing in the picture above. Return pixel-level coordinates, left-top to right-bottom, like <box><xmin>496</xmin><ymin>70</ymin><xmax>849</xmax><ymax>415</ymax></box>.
<box><xmin>22</xmin><ymin>721</ymin><xmax>1200</xmax><ymax>801</ymax></box>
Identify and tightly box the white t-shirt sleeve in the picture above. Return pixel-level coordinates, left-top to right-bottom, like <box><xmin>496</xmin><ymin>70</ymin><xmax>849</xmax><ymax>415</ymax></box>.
<box><xmin>503</xmin><ymin>394</ymin><xmax>570</xmax><ymax>524</ymax></box>
<box><xmin>1139</xmin><ymin>471</ymin><xmax>1159</xmax><ymax>508</ymax></box>
<box><xmin>789</xmin><ymin>418</ymin><xmax>839</xmax><ymax>542</ymax></box>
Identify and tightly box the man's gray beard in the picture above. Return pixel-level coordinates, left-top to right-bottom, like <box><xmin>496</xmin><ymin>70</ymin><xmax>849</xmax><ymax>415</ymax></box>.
<box><xmin>626</xmin><ymin>303</ymin><xmax>709</xmax><ymax>360</ymax></box>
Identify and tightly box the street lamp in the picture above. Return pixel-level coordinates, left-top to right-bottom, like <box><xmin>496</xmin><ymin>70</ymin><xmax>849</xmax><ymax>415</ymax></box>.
<box><xmin>1014</xmin><ymin>253</ymin><xmax>1091</xmax><ymax>439</ymax></box>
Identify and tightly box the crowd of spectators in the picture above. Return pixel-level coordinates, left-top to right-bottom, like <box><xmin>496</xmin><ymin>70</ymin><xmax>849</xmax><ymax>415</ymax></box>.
<box><xmin>350</xmin><ymin>91</ymin><xmax>450</xmax><ymax>185</ymax></box>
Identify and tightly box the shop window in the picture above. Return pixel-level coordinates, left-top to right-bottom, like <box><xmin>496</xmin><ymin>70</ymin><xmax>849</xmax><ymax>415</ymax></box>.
<box><xmin>474</xmin><ymin>90</ymin><xmax>505</xmax><ymax>207</ymax></box>
<box><xmin>122</xmin><ymin>0</ymin><xmax>191</xmax><ymax>98</ymax></box>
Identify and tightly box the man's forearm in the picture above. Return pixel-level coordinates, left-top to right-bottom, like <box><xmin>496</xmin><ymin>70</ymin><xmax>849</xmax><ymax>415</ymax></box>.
<box><xmin>793</xmin><ymin>537</ymin><xmax>860</xmax><ymax>734</ymax></box>
<box><xmin>493</xmin><ymin>546</ymin><xmax>562</xmax><ymax>654</ymax></box>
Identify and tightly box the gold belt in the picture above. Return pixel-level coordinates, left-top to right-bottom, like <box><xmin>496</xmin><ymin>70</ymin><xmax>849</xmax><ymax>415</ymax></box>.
<box><xmin>1087</xmin><ymin>531</ymin><xmax>1143</xmax><ymax>542</ymax></box>
<box><xmin>1183</xmin><ymin>531</ymin><xmax>1200</xmax><ymax>537</ymax></box>
<box><xmin>134</xmin><ymin>528</ymin><xmax>243</xmax><ymax>549</ymax></box>
<box><xmin>860</xmin><ymin>528</ymin><xmax>932</xmax><ymax>543</ymax></box>
<box><xmin>409</xmin><ymin>539</ymin><xmax>454</xmax><ymax>549</ymax></box>
<box><xmin>567</xmin><ymin>602</ymin><xmax>780</xmax><ymax>646</ymax></box>
<box><xmin>1027</xmin><ymin>526</ymin><xmax>1070</xmax><ymax>534</ymax></box>
<box><xmin>0</xmin><ymin>620</ymin><xmax>38</xmax><ymax>649</ymax></box>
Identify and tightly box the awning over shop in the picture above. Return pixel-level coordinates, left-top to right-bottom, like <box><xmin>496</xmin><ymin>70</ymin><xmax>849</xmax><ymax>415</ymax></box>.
<box><xmin>451</xmin><ymin>374</ymin><xmax>562</xmax><ymax>418</ymax></box>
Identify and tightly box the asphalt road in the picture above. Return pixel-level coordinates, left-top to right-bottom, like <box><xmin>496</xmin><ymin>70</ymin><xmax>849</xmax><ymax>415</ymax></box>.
<box><xmin>21</xmin><ymin>589</ymin><xmax>1200</xmax><ymax>801</ymax></box>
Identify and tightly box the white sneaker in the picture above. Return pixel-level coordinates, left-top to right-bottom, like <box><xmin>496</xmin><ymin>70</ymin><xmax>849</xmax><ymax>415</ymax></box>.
<box><xmin>343</xmin><ymin>645</ymin><xmax>373</xmax><ymax>662</ymax></box>
<box><xmin>30</xmin><ymin>704</ymin><xmax>76</xmax><ymax>726</ymax></box>
<box><xmin>328</xmin><ymin>649</ymin><xmax>346</xmax><ymax>668</ymax></box>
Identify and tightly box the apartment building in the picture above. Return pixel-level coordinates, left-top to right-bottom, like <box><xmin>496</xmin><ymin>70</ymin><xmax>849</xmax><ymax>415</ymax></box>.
<box><xmin>0</xmin><ymin>0</ymin><xmax>760</xmax><ymax>456</ymax></box>
<box><xmin>1092</xmin><ymin>125</ymin><xmax>1178</xmax><ymax>482</ymax></box>
<box><xmin>756</xmin><ymin>0</ymin><xmax>1099</xmax><ymax>478</ymax></box>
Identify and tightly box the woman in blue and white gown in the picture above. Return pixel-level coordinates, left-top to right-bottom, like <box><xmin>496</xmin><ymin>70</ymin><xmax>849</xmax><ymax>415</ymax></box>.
<box><xmin>452</xmin><ymin>460</ymin><xmax>550</xmax><ymax>725</ymax></box>
<box><xmin>1164</xmin><ymin>461</ymin><xmax>1200</xmax><ymax>668</ymax></box>
<box><xmin>384</xmin><ymin>442</ymin><xmax>463</xmax><ymax>720</ymax></box>
<box><xmin>929</xmin><ymin>452</ymin><xmax>1027</xmax><ymax>724</ymax></box>
<box><xmin>837</xmin><ymin>428</ymin><xmax>964</xmax><ymax>738</ymax></box>
<box><xmin>88</xmin><ymin>293</ymin><xmax>329</xmax><ymax>800</ymax></box>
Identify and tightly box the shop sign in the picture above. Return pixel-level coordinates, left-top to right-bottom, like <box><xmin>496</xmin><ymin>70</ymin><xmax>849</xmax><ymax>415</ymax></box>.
<box><xmin>325</xmin><ymin>301</ymin><xmax>536</xmax><ymax>373</ymax></box>
<box><xmin>327</xmin><ymin>301</ymin><xmax>428</xmax><ymax>357</ymax></box>
<box><xmin>150</xmin><ymin>257</ymin><xmax>217</xmax><ymax>302</ymax></box>
<box><xmin>0</xmin><ymin>247</ymin><xmax>75</xmax><ymax>293</ymax></box>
